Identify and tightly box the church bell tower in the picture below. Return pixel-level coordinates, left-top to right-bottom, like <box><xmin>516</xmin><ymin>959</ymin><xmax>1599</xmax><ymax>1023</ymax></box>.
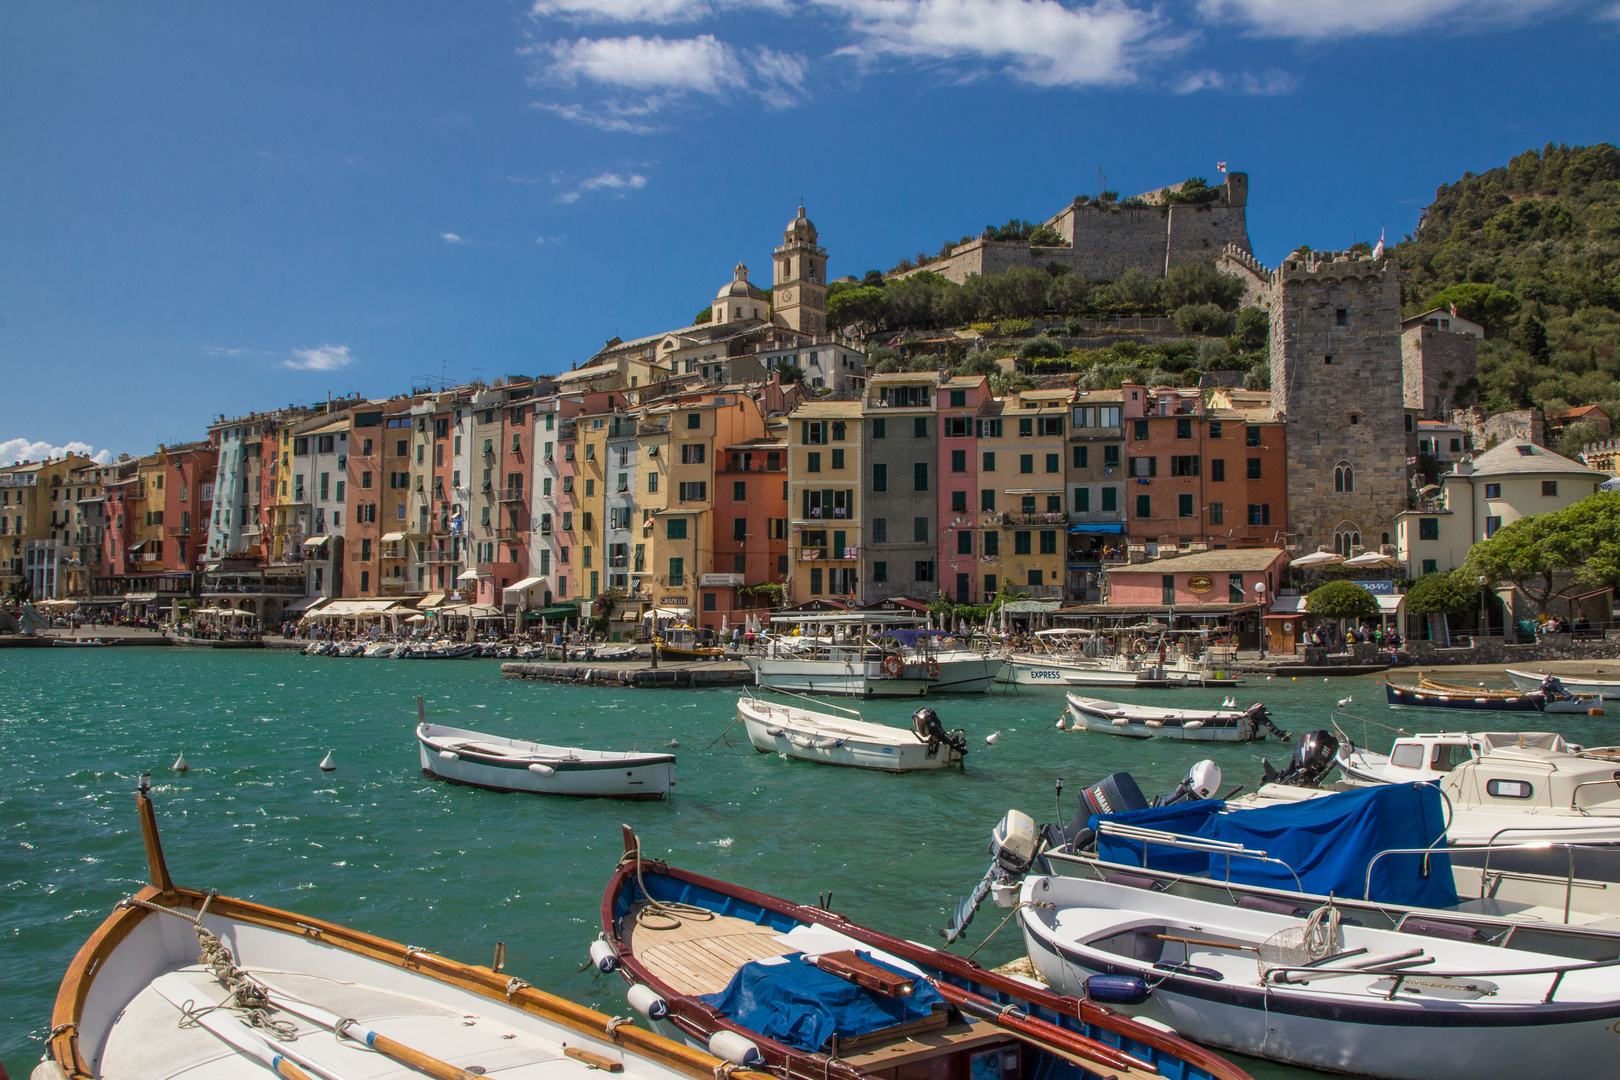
<box><xmin>773</xmin><ymin>206</ymin><xmax>827</xmax><ymax>335</ymax></box>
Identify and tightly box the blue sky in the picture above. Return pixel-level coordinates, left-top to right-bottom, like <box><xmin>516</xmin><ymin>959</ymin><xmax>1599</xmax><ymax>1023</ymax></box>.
<box><xmin>3</xmin><ymin>0</ymin><xmax>1618</xmax><ymax>462</ymax></box>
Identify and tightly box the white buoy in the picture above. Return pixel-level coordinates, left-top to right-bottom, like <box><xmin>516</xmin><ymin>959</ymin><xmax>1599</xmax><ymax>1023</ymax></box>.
<box><xmin>1324</xmin><ymin>678</ymin><xmax>1330</xmax><ymax>683</ymax></box>
<box><xmin>1054</xmin><ymin>717</ymin><xmax>1065</xmax><ymax>729</ymax></box>
<box><xmin>589</xmin><ymin>938</ymin><xmax>618</xmax><ymax>973</ymax></box>
<box><xmin>172</xmin><ymin>752</ymin><xmax>189</xmax><ymax>773</ymax></box>
<box><xmin>527</xmin><ymin>762</ymin><xmax>556</xmax><ymax>776</ymax></box>
<box><xmin>667</xmin><ymin>739</ymin><xmax>679</xmax><ymax>748</ymax></box>
<box><xmin>627</xmin><ymin>983</ymin><xmax>669</xmax><ymax>1020</ymax></box>
<box><xmin>319</xmin><ymin>752</ymin><xmax>335</xmax><ymax>771</ymax></box>
<box><xmin>985</xmin><ymin>731</ymin><xmax>1000</xmax><ymax>746</ymax></box>
<box><xmin>1338</xmin><ymin>696</ymin><xmax>1353</xmax><ymax>707</ymax></box>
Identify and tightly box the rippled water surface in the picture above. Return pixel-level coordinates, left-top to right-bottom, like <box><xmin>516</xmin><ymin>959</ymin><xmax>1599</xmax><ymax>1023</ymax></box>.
<box><xmin>5</xmin><ymin>648</ymin><xmax>1600</xmax><ymax>1077</ymax></box>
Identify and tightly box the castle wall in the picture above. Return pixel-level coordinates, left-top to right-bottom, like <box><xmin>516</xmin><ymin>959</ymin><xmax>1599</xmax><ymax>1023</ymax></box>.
<box><xmin>1214</xmin><ymin>245</ymin><xmax>1271</xmax><ymax>310</ymax></box>
<box><xmin>1401</xmin><ymin>325</ymin><xmax>1478</xmax><ymax>417</ymax></box>
<box><xmin>895</xmin><ymin>172</ymin><xmax>1252</xmax><ymax>285</ymax></box>
<box><xmin>1269</xmin><ymin>252</ymin><xmax>1408</xmax><ymax>552</ymax></box>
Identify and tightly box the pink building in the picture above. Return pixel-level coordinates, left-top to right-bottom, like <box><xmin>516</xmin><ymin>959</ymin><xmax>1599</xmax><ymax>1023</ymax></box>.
<box><xmin>937</xmin><ymin>375</ymin><xmax>991</xmax><ymax>604</ymax></box>
<box><xmin>1099</xmin><ymin>548</ymin><xmax>1286</xmax><ymax>644</ymax></box>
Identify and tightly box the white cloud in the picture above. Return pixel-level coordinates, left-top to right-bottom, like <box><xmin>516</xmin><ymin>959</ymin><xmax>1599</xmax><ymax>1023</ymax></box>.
<box><xmin>1196</xmin><ymin>0</ymin><xmax>1571</xmax><ymax>38</ymax></box>
<box><xmin>556</xmin><ymin>171</ymin><xmax>649</xmax><ymax>204</ymax></box>
<box><xmin>525</xmin><ymin>34</ymin><xmax>809</xmax><ymax>128</ymax></box>
<box><xmin>1174</xmin><ymin>67</ymin><xmax>1296</xmax><ymax>94</ymax></box>
<box><xmin>529</xmin><ymin>0</ymin><xmax>787</xmax><ymax>22</ymax></box>
<box><xmin>284</xmin><ymin>344</ymin><xmax>356</xmax><ymax>372</ymax></box>
<box><xmin>819</xmin><ymin>0</ymin><xmax>1181</xmax><ymax>88</ymax></box>
<box><xmin>440</xmin><ymin>232</ymin><xmax>468</xmax><ymax>244</ymax></box>
<box><xmin>535</xmin><ymin>34</ymin><xmax>749</xmax><ymax>94</ymax></box>
<box><xmin>0</xmin><ymin>438</ymin><xmax>113</xmax><ymax>466</ymax></box>
<box><xmin>1600</xmin><ymin>1</ymin><xmax>1620</xmax><ymax>20</ymax></box>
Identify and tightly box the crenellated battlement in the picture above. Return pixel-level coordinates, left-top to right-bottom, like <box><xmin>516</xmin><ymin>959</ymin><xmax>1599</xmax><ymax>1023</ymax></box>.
<box><xmin>1276</xmin><ymin>250</ymin><xmax>1393</xmax><ymax>285</ymax></box>
<box><xmin>1218</xmin><ymin>242</ymin><xmax>1268</xmax><ymax>281</ymax></box>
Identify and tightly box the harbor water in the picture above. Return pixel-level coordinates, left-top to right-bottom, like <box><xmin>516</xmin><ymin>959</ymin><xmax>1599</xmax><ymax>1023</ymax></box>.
<box><xmin>3</xmin><ymin>649</ymin><xmax>1609</xmax><ymax>1078</ymax></box>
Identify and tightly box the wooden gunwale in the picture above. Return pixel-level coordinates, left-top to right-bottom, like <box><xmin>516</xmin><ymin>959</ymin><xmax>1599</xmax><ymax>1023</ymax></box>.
<box><xmin>601</xmin><ymin>848</ymin><xmax>1254</xmax><ymax>1080</ymax></box>
<box><xmin>46</xmin><ymin>803</ymin><xmax>769</xmax><ymax>1080</ymax></box>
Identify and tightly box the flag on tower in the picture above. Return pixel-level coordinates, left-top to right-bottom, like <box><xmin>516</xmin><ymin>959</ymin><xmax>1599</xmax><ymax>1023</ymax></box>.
<box><xmin>1216</xmin><ymin>161</ymin><xmax>1227</xmax><ymax>173</ymax></box>
<box><xmin>1372</xmin><ymin>227</ymin><xmax>1385</xmax><ymax>260</ymax></box>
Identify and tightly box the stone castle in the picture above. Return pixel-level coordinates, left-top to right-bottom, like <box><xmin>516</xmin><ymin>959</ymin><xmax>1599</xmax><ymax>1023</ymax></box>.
<box><xmin>900</xmin><ymin>173</ymin><xmax>1252</xmax><ymax>284</ymax></box>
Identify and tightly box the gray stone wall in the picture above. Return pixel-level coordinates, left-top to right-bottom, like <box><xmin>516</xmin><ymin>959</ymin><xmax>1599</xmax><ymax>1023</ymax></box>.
<box><xmin>1401</xmin><ymin>326</ymin><xmax>1478</xmax><ymax>417</ymax></box>
<box><xmin>860</xmin><ymin>411</ymin><xmax>938</xmax><ymax>603</ymax></box>
<box><xmin>1402</xmin><ymin>634</ymin><xmax>1620</xmax><ymax>666</ymax></box>
<box><xmin>1456</xmin><ymin>406</ymin><xmax>1546</xmax><ymax>448</ymax></box>
<box><xmin>894</xmin><ymin>174</ymin><xmax>1252</xmax><ymax>286</ymax></box>
<box><xmin>1268</xmin><ymin>252</ymin><xmax>1408</xmax><ymax>552</ymax></box>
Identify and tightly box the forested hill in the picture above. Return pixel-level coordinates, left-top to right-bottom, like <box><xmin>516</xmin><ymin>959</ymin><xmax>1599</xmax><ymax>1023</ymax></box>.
<box><xmin>1394</xmin><ymin>142</ymin><xmax>1620</xmax><ymax>432</ymax></box>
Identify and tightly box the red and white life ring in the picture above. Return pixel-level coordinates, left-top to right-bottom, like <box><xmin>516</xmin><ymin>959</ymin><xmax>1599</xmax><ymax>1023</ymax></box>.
<box><xmin>882</xmin><ymin>654</ymin><xmax>904</xmax><ymax>678</ymax></box>
<box><xmin>925</xmin><ymin>657</ymin><xmax>941</xmax><ymax>679</ymax></box>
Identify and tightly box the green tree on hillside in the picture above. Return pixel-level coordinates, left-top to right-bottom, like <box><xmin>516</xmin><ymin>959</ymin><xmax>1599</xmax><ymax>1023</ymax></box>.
<box><xmin>1464</xmin><ymin>493</ymin><xmax>1620</xmax><ymax>613</ymax></box>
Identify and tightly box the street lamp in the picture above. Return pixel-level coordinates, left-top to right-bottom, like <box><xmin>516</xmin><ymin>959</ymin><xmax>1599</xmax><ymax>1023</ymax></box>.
<box><xmin>1478</xmin><ymin>574</ymin><xmax>1489</xmax><ymax>641</ymax></box>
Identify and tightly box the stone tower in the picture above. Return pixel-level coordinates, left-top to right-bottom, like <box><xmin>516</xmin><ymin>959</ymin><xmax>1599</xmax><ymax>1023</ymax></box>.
<box><xmin>773</xmin><ymin>206</ymin><xmax>827</xmax><ymax>335</ymax></box>
<box><xmin>1268</xmin><ymin>251</ymin><xmax>1407</xmax><ymax>554</ymax></box>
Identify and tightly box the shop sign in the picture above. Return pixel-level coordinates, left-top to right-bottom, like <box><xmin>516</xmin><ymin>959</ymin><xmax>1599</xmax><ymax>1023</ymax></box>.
<box><xmin>1187</xmin><ymin>574</ymin><xmax>1214</xmax><ymax>593</ymax></box>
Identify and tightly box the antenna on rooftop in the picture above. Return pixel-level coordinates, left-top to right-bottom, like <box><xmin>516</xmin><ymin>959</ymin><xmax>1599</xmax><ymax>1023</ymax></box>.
<box><xmin>1096</xmin><ymin>167</ymin><xmax>1105</xmax><ymax>199</ymax></box>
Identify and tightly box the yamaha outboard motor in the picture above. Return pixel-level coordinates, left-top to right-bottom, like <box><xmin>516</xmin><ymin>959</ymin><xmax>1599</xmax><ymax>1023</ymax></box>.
<box><xmin>1262</xmin><ymin>729</ymin><xmax>1340</xmax><ymax>787</ymax></box>
<box><xmin>1157</xmin><ymin>760</ymin><xmax>1223</xmax><ymax>807</ymax></box>
<box><xmin>941</xmin><ymin>809</ymin><xmax>1039</xmax><ymax>944</ymax></box>
<box><xmin>912</xmin><ymin>707</ymin><xmax>968</xmax><ymax>757</ymax></box>
<box><xmin>1050</xmin><ymin>771</ymin><xmax>1151</xmax><ymax>851</ymax></box>
<box><xmin>1246</xmin><ymin>703</ymin><xmax>1291</xmax><ymax>741</ymax></box>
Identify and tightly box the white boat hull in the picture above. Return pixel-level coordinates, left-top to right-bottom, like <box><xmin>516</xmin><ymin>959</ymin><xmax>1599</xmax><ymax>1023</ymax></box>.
<box><xmin>1065</xmin><ymin>694</ymin><xmax>1264</xmax><ymax>742</ymax></box>
<box><xmin>1020</xmin><ymin>876</ymin><xmax>1620</xmax><ymax>1080</ymax></box>
<box><xmin>1507</xmin><ymin>668</ymin><xmax>1620</xmax><ymax>699</ymax></box>
<box><xmin>997</xmin><ymin>656</ymin><xmax>1169</xmax><ymax>688</ymax></box>
<box><xmin>737</xmin><ymin>697</ymin><xmax>964</xmax><ymax>771</ymax></box>
<box><xmin>417</xmin><ymin>724</ymin><xmax>674</xmax><ymax>799</ymax></box>
<box><xmin>744</xmin><ymin>656</ymin><xmax>930</xmax><ymax>697</ymax></box>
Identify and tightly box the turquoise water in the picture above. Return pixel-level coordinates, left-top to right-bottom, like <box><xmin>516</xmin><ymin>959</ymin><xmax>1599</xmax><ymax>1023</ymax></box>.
<box><xmin>3</xmin><ymin>651</ymin><xmax>1606</xmax><ymax>1078</ymax></box>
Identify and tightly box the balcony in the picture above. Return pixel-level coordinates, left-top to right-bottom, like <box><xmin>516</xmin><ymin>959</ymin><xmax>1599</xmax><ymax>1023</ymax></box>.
<box><xmin>425</xmin><ymin>549</ymin><xmax>460</xmax><ymax>564</ymax></box>
<box><xmin>497</xmin><ymin>526</ymin><xmax>527</xmax><ymax>541</ymax></box>
<box><xmin>1020</xmin><ymin>512</ymin><xmax>1069</xmax><ymax>526</ymax></box>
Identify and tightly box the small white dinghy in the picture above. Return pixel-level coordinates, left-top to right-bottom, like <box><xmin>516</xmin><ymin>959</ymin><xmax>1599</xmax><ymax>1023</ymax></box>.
<box><xmin>1065</xmin><ymin>694</ymin><xmax>1288</xmax><ymax>742</ymax></box>
<box><xmin>417</xmin><ymin>701</ymin><xmax>674</xmax><ymax>800</ymax></box>
<box><xmin>736</xmin><ymin>690</ymin><xmax>966</xmax><ymax>771</ymax></box>
<box><xmin>1019</xmin><ymin>872</ymin><xmax>1620</xmax><ymax>1080</ymax></box>
<box><xmin>37</xmin><ymin>775</ymin><xmax>741</xmax><ymax>1080</ymax></box>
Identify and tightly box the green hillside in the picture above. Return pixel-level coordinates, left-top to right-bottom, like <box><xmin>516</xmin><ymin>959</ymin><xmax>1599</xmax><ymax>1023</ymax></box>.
<box><xmin>1395</xmin><ymin>142</ymin><xmax>1620</xmax><ymax>433</ymax></box>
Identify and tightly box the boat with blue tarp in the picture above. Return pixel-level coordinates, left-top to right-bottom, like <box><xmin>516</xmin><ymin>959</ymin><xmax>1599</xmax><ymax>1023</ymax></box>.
<box><xmin>599</xmin><ymin>825</ymin><xmax>1254</xmax><ymax>1080</ymax></box>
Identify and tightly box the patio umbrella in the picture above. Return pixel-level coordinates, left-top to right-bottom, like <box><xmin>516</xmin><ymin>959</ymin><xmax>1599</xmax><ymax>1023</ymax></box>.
<box><xmin>1341</xmin><ymin>551</ymin><xmax>1399</xmax><ymax>568</ymax></box>
<box><xmin>1290</xmin><ymin>550</ymin><xmax>1346</xmax><ymax>568</ymax></box>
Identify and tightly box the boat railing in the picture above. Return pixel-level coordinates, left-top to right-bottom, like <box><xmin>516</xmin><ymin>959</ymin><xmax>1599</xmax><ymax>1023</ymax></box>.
<box><xmin>1364</xmin><ymin>839</ymin><xmax>1615</xmax><ymax>925</ymax></box>
<box><xmin>743</xmin><ymin>684</ymin><xmax>864</xmax><ymax>720</ymax></box>
<box><xmin>1258</xmin><ymin>950</ymin><xmax>1620</xmax><ymax>1001</ymax></box>
<box><xmin>1096</xmin><ymin>821</ymin><xmax>1303</xmax><ymax>891</ymax></box>
<box><xmin>1568</xmin><ymin>777</ymin><xmax>1620</xmax><ymax>812</ymax></box>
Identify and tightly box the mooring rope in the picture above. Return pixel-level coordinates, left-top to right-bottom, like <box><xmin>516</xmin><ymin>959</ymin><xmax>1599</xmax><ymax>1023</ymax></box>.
<box><xmin>124</xmin><ymin>891</ymin><xmax>297</xmax><ymax>1039</ymax></box>
<box><xmin>621</xmin><ymin>836</ymin><xmax>714</xmax><ymax>931</ymax></box>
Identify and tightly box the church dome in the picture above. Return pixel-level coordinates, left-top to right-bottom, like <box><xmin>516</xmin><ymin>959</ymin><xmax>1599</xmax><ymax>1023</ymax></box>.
<box><xmin>784</xmin><ymin>205</ymin><xmax>817</xmax><ymax>238</ymax></box>
<box><xmin>715</xmin><ymin>262</ymin><xmax>761</xmax><ymax>300</ymax></box>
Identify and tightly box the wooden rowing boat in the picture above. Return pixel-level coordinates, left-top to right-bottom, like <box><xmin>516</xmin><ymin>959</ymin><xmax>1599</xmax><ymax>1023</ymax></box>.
<box><xmin>36</xmin><ymin>777</ymin><xmax>766</xmax><ymax>1080</ymax></box>
<box><xmin>599</xmin><ymin>826</ymin><xmax>1253</xmax><ymax>1080</ymax></box>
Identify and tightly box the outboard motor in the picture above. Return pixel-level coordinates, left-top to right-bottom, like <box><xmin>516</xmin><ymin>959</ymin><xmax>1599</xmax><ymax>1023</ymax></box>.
<box><xmin>911</xmin><ymin>707</ymin><xmax>968</xmax><ymax>757</ymax></box>
<box><xmin>1246</xmin><ymin>703</ymin><xmax>1292</xmax><ymax>741</ymax></box>
<box><xmin>1262</xmin><ymin>729</ymin><xmax>1341</xmax><ymax>787</ymax></box>
<box><xmin>1541</xmin><ymin>674</ymin><xmax>1574</xmax><ymax>702</ymax></box>
<box><xmin>941</xmin><ymin>809</ymin><xmax>1038</xmax><ymax>944</ymax></box>
<box><xmin>1157</xmin><ymin>760</ymin><xmax>1223</xmax><ymax>806</ymax></box>
<box><xmin>1050</xmin><ymin>771</ymin><xmax>1151</xmax><ymax>852</ymax></box>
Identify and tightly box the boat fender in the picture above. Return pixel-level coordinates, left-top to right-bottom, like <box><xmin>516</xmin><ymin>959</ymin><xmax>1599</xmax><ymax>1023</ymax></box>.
<box><xmin>528</xmin><ymin>763</ymin><xmax>557</xmax><ymax>776</ymax></box>
<box><xmin>1084</xmin><ymin>974</ymin><xmax>1150</xmax><ymax>1005</ymax></box>
<box><xmin>765</xmin><ymin>727</ymin><xmax>784</xmax><ymax>737</ymax></box>
<box><xmin>438</xmin><ymin>750</ymin><xmax>459</xmax><ymax>760</ymax></box>
<box><xmin>708</xmin><ymin>1031</ymin><xmax>764</xmax><ymax>1067</ymax></box>
<box><xmin>589</xmin><ymin>938</ymin><xmax>619</xmax><ymax>973</ymax></box>
<box><xmin>31</xmin><ymin>1061</ymin><xmax>70</xmax><ymax>1080</ymax></box>
<box><xmin>627</xmin><ymin>983</ymin><xmax>669</xmax><ymax>1020</ymax></box>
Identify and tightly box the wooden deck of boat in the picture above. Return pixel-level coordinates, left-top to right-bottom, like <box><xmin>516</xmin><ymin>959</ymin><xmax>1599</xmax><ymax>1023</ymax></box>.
<box><xmin>621</xmin><ymin>905</ymin><xmax>792</xmax><ymax>995</ymax></box>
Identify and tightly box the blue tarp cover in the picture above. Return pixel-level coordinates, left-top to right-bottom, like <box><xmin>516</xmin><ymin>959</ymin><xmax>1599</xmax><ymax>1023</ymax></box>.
<box><xmin>1092</xmin><ymin>783</ymin><xmax>1458</xmax><ymax>908</ymax></box>
<box><xmin>699</xmin><ymin>951</ymin><xmax>944</xmax><ymax>1051</ymax></box>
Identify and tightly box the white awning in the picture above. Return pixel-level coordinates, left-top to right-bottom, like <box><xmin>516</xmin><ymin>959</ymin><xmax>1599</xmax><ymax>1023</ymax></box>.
<box><xmin>380</xmin><ymin>532</ymin><xmax>406</xmax><ymax>542</ymax></box>
<box><xmin>1376</xmin><ymin>595</ymin><xmax>1405</xmax><ymax>615</ymax></box>
<box><xmin>310</xmin><ymin>599</ymin><xmax>400</xmax><ymax>618</ymax></box>
<box><xmin>502</xmin><ymin>576</ymin><xmax>546</xmax><ymax>595</ymax></box>
<box><xmin>282</xmin><ymin>596</ymin><xmax>328</xmax><ymax>614</ymax></box>
<box><xmin>123</xmin><ymin>591</ymin><xmax>159</xmax><ymax>602</ymax></box>
<box><xmin>301</xmin><ymin>535</ymin><xmax>331</xmax><ymax>549</ymax></box>
<box><xmin>643</xmin><ymin>607</ymin><xmax>692</xmax><ymax>621</ymax></box>
<box><xmin>457</xmin><ymin>569</ymin><xmax>484</xmax><ymax>582</ymax></box>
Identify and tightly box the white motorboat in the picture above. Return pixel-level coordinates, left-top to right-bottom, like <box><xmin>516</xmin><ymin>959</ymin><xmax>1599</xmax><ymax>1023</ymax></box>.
<box><xmin>1238</xmin><ymin>738</ymin><xmax>1620</xmax><ymax>849</ymax></box>
<box><xmin>1335</xmin><ymin>729</ymin><xmax>1594</xmax><ymax>787</ymax></box>
<box><xmin>1018</xmin><ymin>872</ymin><xmax>1620</xmax><ymax>1080</ymax></box>
<box><xmin>1507</xmin><ymin>667</ymin><xmax>1620</xmax><ymax>700</ymax></box>
<box><xmin>39</xmin><ymin>776</ymin><xmax>739</xmax><ymax>1080</ymax></box>
<box><xmin>1065</xmin><ymin>693</ymin><xmax>1288</xmax><ymax>742</ymax></box>
<box><xmin>362</xmin><ymin>642</ymin><xmax>396</xmax><ymax>657</ymax></box>
<box><xmin>998</xmin><ymin>652</ymin><xmax>1171</xmax><ymax>688</ymax></box>
<box><xmin>417</xmin><ymin>719</ymin><xmax>675</xmax><ymax>800</ymax></box>
<box><xmin>746</xmin><ymin>613</ymin><xmax>1001</xmax><ymax>697</ymax></box>
<box><xmin>736</xmin><ymin>691</ymin><xmax>966</xmax><ymax>771</ymax></box>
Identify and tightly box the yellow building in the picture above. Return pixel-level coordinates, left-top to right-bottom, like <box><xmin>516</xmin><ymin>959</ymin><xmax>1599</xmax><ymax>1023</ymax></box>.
<box><xmin>635</xmin><ymin>406</ymin><xmax>672</xmax><ymax>613</ymax></box>
<box><xmin>787</xmin><ymin>400</ymin><xmax>863</xmax><ymax>606</ymax></box>
<box><xmin>1</xmin><ymin>453</ymin><xmax>94</xmax><ymax>600</ymax></box>
<box><xmin>979</xmin><ymin>388</ymin><xmax>1070</xmax><ymax>600</ymax></box>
